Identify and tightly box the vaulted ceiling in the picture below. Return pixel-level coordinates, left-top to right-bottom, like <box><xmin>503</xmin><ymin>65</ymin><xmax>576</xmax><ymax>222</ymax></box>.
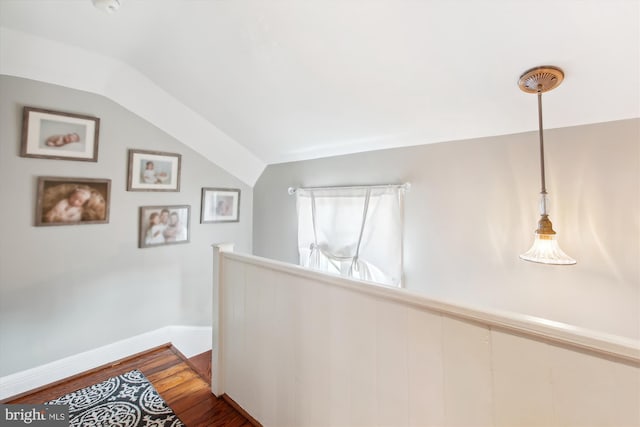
<box><xmin>1</xmin><ymin>0</ymin><xmax>638</xmax><ymax>185</ymax></box>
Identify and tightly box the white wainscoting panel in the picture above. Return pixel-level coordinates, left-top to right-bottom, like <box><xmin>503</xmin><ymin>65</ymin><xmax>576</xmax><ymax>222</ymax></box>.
<box><xmin>549</xmin><ymin>343</ymin><xmax>639</xmax><ymax>427</ymax></box>
<box><xmin>273</xmin><ymin>270</ymin><xmax>298</xmax><ymax>426</ymax></box>
<box><xmin>491</xmin><ymin>330</ymin><xmax>554</xmax><ymax>426</ymax></box>
<box><xmin>221</xmin><ymin>258</ymin><xmax>247</xmax><ymax>403</ymax></box>
<box><xmin>442</xmin><ymin>317</ymin><xmax>493</xmax><ymax>426</ymax></box>
<box><xmin>212</xmin><ymin>248</ymin><xmax>640</xmax><ymax>427</ymax></box>
<box><xmin>376</xmin><ymin>300</ymin><xmax>409</xmax><ymax>427</ymax></box>
<box><xmin>407</xmin><ymin>307</ymin><xmax>444</xmax><ymax>427</ymax></box>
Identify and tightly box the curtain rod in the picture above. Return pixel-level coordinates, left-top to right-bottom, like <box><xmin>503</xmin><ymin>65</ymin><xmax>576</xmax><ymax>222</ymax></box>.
<box><xmin>288</xmin><ymin>183</ymin><xmax>411</xmax><ymax>195</ymax></box>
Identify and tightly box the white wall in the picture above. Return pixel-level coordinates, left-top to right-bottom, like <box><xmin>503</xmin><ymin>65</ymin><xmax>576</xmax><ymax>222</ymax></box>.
<box><xmin>253</xmin><ymin>119</ymin><xmax>640</xmax><ymax>340</ymax></box>
<box><xmin>0</xmin><ymin>76</ymin><xmax>252</xmax><ymax>376</ymax></box>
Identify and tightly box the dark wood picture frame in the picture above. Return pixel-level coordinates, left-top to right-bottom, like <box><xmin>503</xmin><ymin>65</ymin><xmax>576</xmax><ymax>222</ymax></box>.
<box><xmin>21</xmin><ymin>106</ymin><xmax>100</xmax><ymax>162</ymax></box>
<box><xmin>127</xmin><ymin>149</ymin><xmax>182</xmax><ymax>192</ymax></box>
<box><xmin>35</xmin><ymin>177</ymin><xmax>111</xmax><ymax>226</ymax></box>
<box><xmin>200</xmin><ymin>187</ymin><xmax>241</xmax><ymax>223</ymax></box>
<box><xmin>139</xmin><ymin>205</ymin><xmax>190</xmax><ymax>248</ymax></box>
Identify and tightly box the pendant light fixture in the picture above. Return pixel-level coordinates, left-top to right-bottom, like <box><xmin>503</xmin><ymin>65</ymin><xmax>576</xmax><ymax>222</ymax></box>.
<box><xmin>518</xmin><ymin>66</ymin><xmax>576</xmax><ymax>265</ymax></box>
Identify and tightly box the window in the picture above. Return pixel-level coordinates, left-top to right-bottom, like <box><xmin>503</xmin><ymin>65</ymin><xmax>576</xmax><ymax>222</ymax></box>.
<box><xmin>295</xmin><ymin>185</ymin><xmax>405</xmax><ymax>286</ymax></box>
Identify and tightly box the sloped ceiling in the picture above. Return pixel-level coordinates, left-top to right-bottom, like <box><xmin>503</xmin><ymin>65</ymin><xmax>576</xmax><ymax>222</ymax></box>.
<box><xmin>1</xmin><ymin>0</ymin><xmax>638</xmax><ymax>186</ymax></box>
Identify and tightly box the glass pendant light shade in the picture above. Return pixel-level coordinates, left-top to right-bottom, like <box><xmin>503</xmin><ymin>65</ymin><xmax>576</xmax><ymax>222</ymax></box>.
<box><xmin>518</xmin><ymin>66</ymin><xmax>576</xmax><ymax>265</ymax></box>
<box><xmin>520</xmin><ymin>232</ymin><xmax>576</xmax><ymax>265</ymax></box>
<box><xmin>520</xmin><ymin>199</ymin><xmax>576</xmax><ymax>264</ymax></box>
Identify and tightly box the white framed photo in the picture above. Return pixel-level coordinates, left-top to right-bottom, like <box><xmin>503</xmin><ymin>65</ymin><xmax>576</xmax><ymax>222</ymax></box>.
<box><xmin>201</xmin><ymin>188</ymin><xmax>240</xmax><ymax>223</ymax></box>
<box><xmin>139</xmin><ymin>205</ymin><xmax>190</xmax><ymax>248</ymax></box>
<box><xmin>21</xmin><ymin>107</ymin><xmax>100</xmax><ymax>162</ymax></box>
<box><xmin>127</xmin><ymin>149</ymin><xmax>181</xmax><ymax>192</ymax></box>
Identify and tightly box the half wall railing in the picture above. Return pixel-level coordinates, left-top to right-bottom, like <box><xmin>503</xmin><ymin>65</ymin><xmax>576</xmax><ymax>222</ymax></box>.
<box><xmin>211</xmin><ymin>244</ymin><xmax>639</xmax><ymax>427</ymax></box>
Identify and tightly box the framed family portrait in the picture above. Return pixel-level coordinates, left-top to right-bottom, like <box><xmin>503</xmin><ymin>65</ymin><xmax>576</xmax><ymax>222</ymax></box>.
<box><xmin>201</xmin><ymin>187</ymin><xmax>240</xmax><ymax>223</ymax></box>
<box><xmin>127</xmin><ymin>149</ymin><xmax>181</xmax><ymax>192</ymax></box>
<box><xmin>139</xmin><ymin>205</ymin><xmax>190</xmax><ymax>248</ymax></box>
<box><xmin>21</xmin><ymin>106</ymin><xmax>100</xmax><ymax>162</ymax></box>
<box><xmin>36</xmin><ymin>177</ymin><xmax>111</xmax><ymax>226</ymax></box>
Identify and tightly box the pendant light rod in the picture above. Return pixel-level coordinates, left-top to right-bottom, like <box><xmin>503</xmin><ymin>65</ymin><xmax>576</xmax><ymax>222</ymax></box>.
<box><xmin>519</xmin><ymin>65</ymin><xmax>564</xmax><ymax>204</ymax></box>
<box><xmin>537</xmin><ymin>87</ymin><xmax>547</xmax><ymax>195</ymax></box>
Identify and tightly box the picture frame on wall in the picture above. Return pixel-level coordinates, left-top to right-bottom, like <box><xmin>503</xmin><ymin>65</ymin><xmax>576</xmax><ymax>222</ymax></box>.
<box><xmin>35</xmin><ymin>176</ymin><xmax>111</xmax><ymax>226</ymax></box>
<box><xmin>139</xmin><ymin>205</ymin><xmax>190</xmax><ymax>248</ymax></box>
<box><xmin>127</xmin><ymin>149</ymin><xmax>182</xmax><ymax>192</ymax></box>
<box><xmin>201</xmin><ymin>187</ymin><xmax>241</xmax><ymax>223</ymax></box>
<box><xmin>21</xmin><ymin>106</ymin><xmax>100</xmax><ymax>162</ymax></box>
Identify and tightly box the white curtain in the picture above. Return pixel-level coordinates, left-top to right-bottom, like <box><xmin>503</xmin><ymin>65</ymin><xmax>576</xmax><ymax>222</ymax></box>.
<box><xmin>296</xmin><ymin>186</ymin><xmax>404</xmax><ymax>286</ymax></box>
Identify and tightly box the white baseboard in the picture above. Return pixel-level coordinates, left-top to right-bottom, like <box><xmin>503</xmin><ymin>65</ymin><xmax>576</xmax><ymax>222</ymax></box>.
<box><xmin>0</xmin><ymin>325</ymin><xmax>212</xmax><ymax>400</ymax></box>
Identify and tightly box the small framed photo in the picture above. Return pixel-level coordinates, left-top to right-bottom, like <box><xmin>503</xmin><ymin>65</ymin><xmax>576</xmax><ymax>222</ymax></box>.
<box><xmin>36</xmin><ymin>177</ymin><xmax>111</xmax><ymax>226</ymax></box>
<box><xmin>139</xmin><ymin>205</ymin><xmax>190</xmax><ymax>248</ymax></box>
<box><xmin>201</xmin><ymin>187</ymin><xmax>241</xmax><ymax>223</ymax></box>
<box><xmin>127</xmin><ymin>149</ymin><xmax>181</xmax><ymax>192</ymax></box>
<box><xmin>21</xmin><ymin>106</ymin><xmax>100</xmax><ymax>162</ymax></box>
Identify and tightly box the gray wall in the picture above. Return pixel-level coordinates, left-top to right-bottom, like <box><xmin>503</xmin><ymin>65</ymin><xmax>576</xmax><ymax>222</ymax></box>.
<box><xmin>253</xmin><ymin>119</ymin><xmax>640</xmax><ymax>340</ymax></box>
<box><xmin>0</xmin><ymin>76</ymin><xmax>252</xmax><ymax>376</ymax></box>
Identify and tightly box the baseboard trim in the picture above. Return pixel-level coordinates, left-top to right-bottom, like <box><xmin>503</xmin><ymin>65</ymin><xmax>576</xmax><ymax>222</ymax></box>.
<box><xmin>0</xmin><ymin>325</ymin><xmax>212</xmax><ymax>400</ymax></box>
<box><xmin>222</xmin><ymin>394</ymin><xmax>263</xmax><ymax>427</ymax></box>
<box><xmin>0</xmin><ymin>343</ymin><xmax>174</xmax><ymax>403</ymax></box>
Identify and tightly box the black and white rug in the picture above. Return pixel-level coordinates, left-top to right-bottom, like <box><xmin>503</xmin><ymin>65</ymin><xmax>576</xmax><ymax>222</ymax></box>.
<box><xmin>46</xmin><ymin>369</ymin><xmax>184</xmax><ymax>427</ymax></box>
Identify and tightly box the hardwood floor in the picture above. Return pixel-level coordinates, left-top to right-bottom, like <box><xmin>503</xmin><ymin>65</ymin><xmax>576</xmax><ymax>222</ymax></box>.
<box><xmin>188</xmin><ymin>350</ymin><xmax>212</xmax><ymax>383</ymax></box>
<box><xmin>3</xmin><ymin>345</ymin><xmax>253</xmax><ymax>427</ymax></box>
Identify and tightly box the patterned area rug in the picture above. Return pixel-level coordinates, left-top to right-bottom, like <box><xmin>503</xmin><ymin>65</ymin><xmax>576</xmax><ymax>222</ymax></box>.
<box><xmin>45</xmin><ymin>369</ymin><xmax>184</xmax><ymax>427</ymax></box>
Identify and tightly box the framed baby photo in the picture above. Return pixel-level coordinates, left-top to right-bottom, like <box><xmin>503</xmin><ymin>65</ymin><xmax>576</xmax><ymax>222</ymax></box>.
<box><xmin>21</xmin><ymin>106</ymin><xmax>100</xmax><ymax>162</ymax></box>
<box><xmin>139</xmin><ymin>205</ymin><xmax>190</xmax><ymax>248</ymax></box>
<box><xmin>127</xmin><ymin>149</ymin><xmax>182</xmax><ymax>192</ymax></box>
<box><xmin>35</xmin><ymin>176</ymin><xmax>111</xmax><ymax>227</ymax></box>
<box><xmin>201</xmin><ymin>187</ymin><xmax>240</xmax><ymax>223</ymax></box>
